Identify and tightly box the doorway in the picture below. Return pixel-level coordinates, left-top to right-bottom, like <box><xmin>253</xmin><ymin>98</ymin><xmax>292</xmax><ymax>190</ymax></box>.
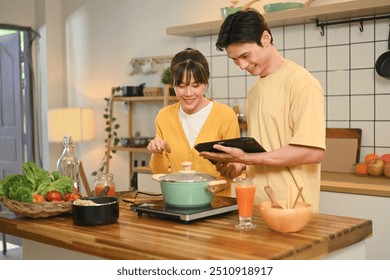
<box><xmin>0</xmin><ymin>25</ymin><xmax>38</xmax><ymax>256</ymax></box>
<box><xmin>0</xmin><ymin>27</ymin><xmax>36</xmax><ymax>178</ymax></box>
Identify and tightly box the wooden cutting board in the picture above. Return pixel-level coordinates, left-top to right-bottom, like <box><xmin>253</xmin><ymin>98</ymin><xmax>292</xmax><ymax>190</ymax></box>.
<box><xmin>321</xmin><ymin>138</ymin><xmax>358</xmax><ymax>173</ymax></box>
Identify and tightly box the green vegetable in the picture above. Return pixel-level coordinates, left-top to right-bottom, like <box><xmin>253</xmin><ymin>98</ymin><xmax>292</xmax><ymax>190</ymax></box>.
<box><xmin>0</xmin><ymin>181</ymin><xmax>4</xmax><ymax>196</ymax></box>
<box><xmin>12</xmin><ymin>186</ymin><xmax>34</xmax><ymax>202</ymax></box>
<box><xmin>0</xmin><ymin>174</ymin><xmax>32</xmax><ymax>202</ymax></box>
<box><xmin>23</xmin><ymin>161</ymin><xmax>51</xmax><ymax>192</ymax></box>
<box><xmin>34</xmin><ymin>176</ymin><xmax>73</xmax><ymax>196</ymax></box>
<box><xmin>51</xmin><ymin>171</ymin><xmax>62</xmax><ymax>181</ymax></box>
<box><xmin>0</xmin><ymin>161</ymin><xmax>74</xmax><ymax>202</ymax></box>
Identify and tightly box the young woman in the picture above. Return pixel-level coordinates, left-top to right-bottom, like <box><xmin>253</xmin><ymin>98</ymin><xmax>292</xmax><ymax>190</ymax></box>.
<box><xmin>148</xmin><ymin>48</ymin><xmax>240</xmax><ymax>184</ymax></box>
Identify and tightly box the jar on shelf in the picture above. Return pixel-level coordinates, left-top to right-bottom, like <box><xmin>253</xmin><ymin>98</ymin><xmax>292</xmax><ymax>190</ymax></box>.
<box><xmin>94</xmin><ymin>172</ymin><xmax>116</xmax><ymax>197</ymax></box>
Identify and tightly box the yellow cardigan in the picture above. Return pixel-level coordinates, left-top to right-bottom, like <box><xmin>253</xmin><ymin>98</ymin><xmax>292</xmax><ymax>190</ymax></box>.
<box><xmin>149</xmin><ymin>100</ymin><xmax>240</xmax><ymax>179</ymax></box>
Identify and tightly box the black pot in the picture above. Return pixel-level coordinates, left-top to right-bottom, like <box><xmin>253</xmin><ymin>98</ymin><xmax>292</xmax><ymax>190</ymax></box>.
<box><xmin>72</xmin><ymin>196</ymin><xmax>119</xmax><ymax>226</ymax></box>
<box><xmin>375</xmin><ymin>28</ymin><xmax>390</xmax><ymax>79</ymax></box>
<box><xmin>122</xmin><ymin>83</ymin><xmax>145</xmax><ymax>96</ymax></box>
<box><xmin>121</xmin><ymin>137</ymin><xmax>153</xmax><ymax>147</ymax></box>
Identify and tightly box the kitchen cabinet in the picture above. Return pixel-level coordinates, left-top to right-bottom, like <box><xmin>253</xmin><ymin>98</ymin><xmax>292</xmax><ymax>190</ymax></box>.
<box><xmin>105</xmin><ymin>86</ymin><xmax>176</xmax><ymax>179</ymax></box>
<box><xmin>166</xmin><ymin>0</ymin><xmax>390</xmax><ymax>37</ymax></box>
<box><xmin>320</xmin><ymin>171</ymin><xmax>390</xmax><ymax>259</ymax></box>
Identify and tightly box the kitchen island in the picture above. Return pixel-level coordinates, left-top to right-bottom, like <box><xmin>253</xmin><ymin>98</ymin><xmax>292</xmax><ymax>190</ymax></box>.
<box><xmin>0</xmin><ymin>194</ymin><xmax>372</xmax><ymax>260</ymax></box>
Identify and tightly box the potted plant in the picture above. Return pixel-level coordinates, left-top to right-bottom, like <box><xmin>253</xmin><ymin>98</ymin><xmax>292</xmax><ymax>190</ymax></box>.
<box><xmin>160</xmin><ymin>67</ymin><xmax>175</xmax><ymax>96</ymax></box>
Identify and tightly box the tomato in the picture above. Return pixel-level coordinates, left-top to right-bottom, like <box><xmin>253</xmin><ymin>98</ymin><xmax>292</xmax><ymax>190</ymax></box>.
<box><xmin>64</xmin><ymin>193</ymin><xmax>72</xmax><ymax>202</ymax></box>
<box><xmin>46</xmin><ymin>190</ymin><xmax>63</xmax><ymax>202</ymax></box>
<box><xmin>33</xmin><ymin>194</ymin><xmax>46</xmax><ymax>203</ymax></box>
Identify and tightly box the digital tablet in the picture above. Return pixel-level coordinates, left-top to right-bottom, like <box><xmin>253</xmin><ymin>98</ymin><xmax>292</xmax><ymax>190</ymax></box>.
<box><xmin>195</xmin><ymin>137</ymin><xmax>266</xmax><ymax>154</ymax></box>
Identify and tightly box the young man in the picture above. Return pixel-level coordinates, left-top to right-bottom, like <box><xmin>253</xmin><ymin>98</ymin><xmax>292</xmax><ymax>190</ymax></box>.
<box><xmin>200</xmin><ymin>10</ymin><xmax>326</xmax><ymax>212</ymax></box>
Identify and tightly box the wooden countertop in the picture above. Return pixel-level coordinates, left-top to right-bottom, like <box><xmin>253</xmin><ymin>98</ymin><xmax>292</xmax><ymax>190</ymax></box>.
<box><xmin>321</xmin><ymin>172</ymin><xmax>390</xmax><ymax>197</ymax></box>
<box><xmin>0</xmin><ymin>195</ymin><xmax>372</xmax><ymax>260</ymax></box>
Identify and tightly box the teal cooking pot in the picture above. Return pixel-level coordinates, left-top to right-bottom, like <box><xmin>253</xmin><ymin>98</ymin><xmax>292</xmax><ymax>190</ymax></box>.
<box><xmin>152</xmin><ymin>162</ymin><xmax>227</xmax><ymax>208</ymax></box>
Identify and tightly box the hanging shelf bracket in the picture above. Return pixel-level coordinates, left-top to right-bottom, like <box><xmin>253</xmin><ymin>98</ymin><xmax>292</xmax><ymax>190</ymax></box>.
<box><xmin>315</xmin><ymin>14</ymin><xmax>390</xmax><ymax>36</ymax></box>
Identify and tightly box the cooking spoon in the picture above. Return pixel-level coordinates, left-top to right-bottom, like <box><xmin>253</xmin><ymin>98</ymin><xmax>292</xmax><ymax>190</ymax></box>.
<box><xmin>161</xmin><ymin>142</ymin><xmax>172</xmax><ymax>172</ymax></box>
<box><xmin>292</xmin><ymin>187</ymin><xmax>303</xmax><ymax>209</ymax></box>
<box><xmin>264</xmin><ymin>185</ymin><xmax>284</xmax><ymax>209</ymax></box>
<box><xmin>98</xmin><ymin>186</ymin><xmax>110</xmax><ymax>196</ymax></box>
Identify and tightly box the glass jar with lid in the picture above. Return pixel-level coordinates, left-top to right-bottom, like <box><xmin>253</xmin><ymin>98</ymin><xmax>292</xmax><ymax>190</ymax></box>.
<box><xmin>94</xmin><ymin>172</ymin><xmax>116</xmax><ymax>197</ymax></box>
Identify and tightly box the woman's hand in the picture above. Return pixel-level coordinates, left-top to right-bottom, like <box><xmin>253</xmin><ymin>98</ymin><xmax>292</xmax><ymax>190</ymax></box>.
<box><xmin>147</xmin><ymin>138</ymin><xmax>171</xmax><ymax>154</ymax></box>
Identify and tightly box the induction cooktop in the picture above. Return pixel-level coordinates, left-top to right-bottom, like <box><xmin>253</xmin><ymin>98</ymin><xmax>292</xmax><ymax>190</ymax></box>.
<box><xmin>130</xmin><ymin>196</ymin><xmax>237</xmax><ymax>222</ymax></box>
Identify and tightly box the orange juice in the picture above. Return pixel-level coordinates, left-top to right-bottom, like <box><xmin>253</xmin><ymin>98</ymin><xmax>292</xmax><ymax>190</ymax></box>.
<box><xmin>235</xmin><ymin>185</ymin><xmax>256</xmax><ymax>217</ymax></box>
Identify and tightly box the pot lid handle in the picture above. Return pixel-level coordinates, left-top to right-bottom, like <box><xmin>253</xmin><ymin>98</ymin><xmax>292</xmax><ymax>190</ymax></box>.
<box><xmin>179</xmin><ymin>161</ymin><xmax>196</xmax><ymax>174</ymax></box>
<box><xmin>152</xmin><ymin>173</ymin><xmax>166</xmax><ymax>181</ymax></box>
<box><xmin>181</xmin><ymin>161</ymin><xmax>193</xmax><ymax>170</ymax></box>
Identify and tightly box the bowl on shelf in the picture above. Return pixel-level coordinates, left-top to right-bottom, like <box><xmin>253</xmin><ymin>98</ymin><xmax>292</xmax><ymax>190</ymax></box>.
<box><xmin>263</xmin><ymin>2</ymin><xmax>304</xmax><ymax>13</ymax></box>
<box><xmin>143</xmin><ymin>87</ymin><xmax>163</xmax><ymax>97</ymax></box>
<box><xmin>220</xmin><ymin>6</ymin><xmax>242</xmax><ymax>18</ymax></box>
<box><xmin>259</xmin><ymin>200</ymin><xmax>313</xmax><ymax>232</ymax></box>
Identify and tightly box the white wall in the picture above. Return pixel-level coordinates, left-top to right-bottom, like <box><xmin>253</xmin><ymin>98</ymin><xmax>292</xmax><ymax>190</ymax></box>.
<box><xmin>0</xmin><ymin>0</ymin><xmax>36</xmax><ymax>25</ymax></box>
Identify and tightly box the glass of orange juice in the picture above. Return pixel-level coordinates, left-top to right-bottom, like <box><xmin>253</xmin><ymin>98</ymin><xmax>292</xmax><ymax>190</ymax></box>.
<box><xmin>233</xmin><ymin>177</ymin><xmax>256</xmax><ymax>229</ymax></box>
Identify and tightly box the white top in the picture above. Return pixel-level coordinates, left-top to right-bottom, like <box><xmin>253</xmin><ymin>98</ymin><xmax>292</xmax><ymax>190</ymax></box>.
<box><xmin>178</xmin><ymin>102</ymin><xmax>213</xmax><ymax>147</ymax></box>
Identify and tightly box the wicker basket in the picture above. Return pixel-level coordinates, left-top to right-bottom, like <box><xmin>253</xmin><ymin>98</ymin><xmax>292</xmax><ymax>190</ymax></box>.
<box><xmin>1</xmin><ymin>196</ymin><xmax>72</xmax><ymax>219</ymax></box>
<box><xmin>143</xmin><ymin>87</ymin><xmax>163</xmax><ymax>97</ymax></box>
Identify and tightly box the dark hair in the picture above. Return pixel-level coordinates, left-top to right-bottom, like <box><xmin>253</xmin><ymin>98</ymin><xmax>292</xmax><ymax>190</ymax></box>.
<box><xmin>170</xmin><ymin>48</ymin><xmax>210</xmax><ymax>86</ymax></box>
<box><xmin>216</xmin><ymin>9</ymin><xmax>273</xmax><ymax>51</ymax></box>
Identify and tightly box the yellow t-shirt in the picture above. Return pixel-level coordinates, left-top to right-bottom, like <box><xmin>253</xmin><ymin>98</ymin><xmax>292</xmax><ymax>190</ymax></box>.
<box><xmin>149</xmin><ymin>100</ymin><xmax>240</xmax><ymax>195</ymax></box>
<box><xmin>246</xmin><ymin>60</ymin><xmax>326</xmax><ymax>212</ymax></box>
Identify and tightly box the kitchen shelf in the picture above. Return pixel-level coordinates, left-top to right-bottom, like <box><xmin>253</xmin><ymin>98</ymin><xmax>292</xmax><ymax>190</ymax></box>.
<box><xmin>166</xmin><ymin>0</ymin><xmax>390</xmax><ymax>37</ymax></box>
<box><xmin>111</xmin><ymin>95</ymin><xmax>177</xmax><ymax>105</ymax></box>
<box><xmin>105</xmin><ymin>87</ymin><xmax>176</xmax><ymax>182</ymax></box>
